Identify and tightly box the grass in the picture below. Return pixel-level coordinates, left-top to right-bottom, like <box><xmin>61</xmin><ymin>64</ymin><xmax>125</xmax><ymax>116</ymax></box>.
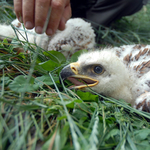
<box><xmin>95</xmin><ymin>2</ymin><xmax>150</xmax><ymax>46</ymax></box>
<box><xmin>1</xmin><ymin>0</ymin><xmax>150</xmax><ymax>150</ymax></box>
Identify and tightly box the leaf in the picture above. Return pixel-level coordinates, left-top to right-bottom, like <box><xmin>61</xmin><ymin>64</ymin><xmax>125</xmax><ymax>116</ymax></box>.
<box><xmin>60</xmin><ymin>123</ymin><xmax>70</xmax><ymax>149</ymax></box>
<box><xmin>57</xmin><ymin>115</ymin><xmax>67</xmax><ymax>121</ymax></box>
<box><xmin>127</xmin><ymin>134</ymin><xmax>138</xmax><ymax>150</ymax></box>
<box><xmin>3</xmin><ymin>38</ymin><xmax>8</xmax><ymax>45</ymax></box>
<box><xmin>16</xmin><ymin>105</ymin><xmax>41</xmax><ymax>111</ymax></box>
<box><xmin>0</xmin><ymin>64</ymin><xmax>5</xmax><ymax>69</ymax></box>
<box><xmin>34</xmin><ymin>65</ymin><xmax>48</xmax><ymax>74</ymax></box>
<box><xmin>9</xmin><ymin>75</ymin><xmax>39</xmax><ymax>93</ymax></box>
<box><xmin>36</xmin><ymin>75</ymin><xmax>59</xmax><ymax>86</ymax></box>
<box><xmin>134</xmin><ymin>129</ymin><xmax>150</xmax><ymax>141</ymax></box>
<box><xmin>70</xmin><ymin>49</ymin><xmax>88</xmax><ymax>62</ymax></box>
<box><xmin>77</xmin><ymin>91</ymin><xmax>99</xmax><ymax>102</ymax></box>
<box><xmin>136</xmin><ymin>141</ymin><xmax>150</xmax><ymax>150</ymax></box>
<box><xmin>105</xmin><ymin>129</ymin><xmax>120</xmax><ymax>140</ymax></box>
<box><xmin>39</xmin><ymin>59</ymin><xmax>60</xmax><ymax>71</ymax></box>
<box><xmin>65</xmin><ymin>99</ymin><xmax>82</xmax><ymax>108</ymax></box>
<box><xmin>0</xmin><ymin>76</ymin><xmax>12</xmax><ymax>85</ymax></box>
<box><xmin>72</xmin><ymin>109</ymin><xmax>88</xmax><ymax>122</ymax></box>
<box><xmin>46</xmin><ymin>105</ymin><xmax>63</xmax><ymax>114</ymax></box>
<box><xmin>43</xmin><ymin>50</ymin><xmax>66</xmax><ymax>64</ymax></box>
<box><xmin>146</xmin><ymin>146</ymin><xmax>150</xmax><ymax>150</ymax></box>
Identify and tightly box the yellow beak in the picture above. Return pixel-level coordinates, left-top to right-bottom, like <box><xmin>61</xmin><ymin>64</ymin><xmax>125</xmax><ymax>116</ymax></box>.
<box><xmin>60</xmin><ymin>62</ymin><xmax>99</xmax><ymax>89</ymax></box>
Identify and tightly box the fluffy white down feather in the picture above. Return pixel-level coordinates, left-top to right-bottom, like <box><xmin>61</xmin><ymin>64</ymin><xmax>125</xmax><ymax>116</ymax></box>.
<box><xmin>47</xmin><ymin>18</ymin><xmax>95</xmax><ymax>56</ymax></box>
<box><xmin>0</xmin><ymin>18</ymin><xmax>95</xmax><ymax>57</ymax></box>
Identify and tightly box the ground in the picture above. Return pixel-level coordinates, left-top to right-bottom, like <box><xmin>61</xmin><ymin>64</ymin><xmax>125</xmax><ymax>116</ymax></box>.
<box><xmin>1</xmin><ymin>1</ymin><xmax>150</xmax><ymax>150</ymax></box>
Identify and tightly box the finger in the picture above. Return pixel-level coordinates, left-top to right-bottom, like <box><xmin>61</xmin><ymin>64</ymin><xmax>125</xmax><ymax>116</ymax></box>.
<box><xmin>46</xmin><ymin>0</ymin><xmax>70</xmax><ymax>35</ymax></box>
<box><xmin>35</xmin><ymin>0</ymin><xmax>51</xmax><ymax>34</ymax></box>
<box><xmin>13</xmin><ymin>0</ymin><xmax>23</xmax><ymax>22</ymax></box>
<box><xmin>22</xmin><ymin>0</ymin><xmax>35</xmax><ymax>29</ymax></box>
<box><xmin>58</xmin><ymin>3</ymin><xmax>72</xmax><ymax>31</ymax></box>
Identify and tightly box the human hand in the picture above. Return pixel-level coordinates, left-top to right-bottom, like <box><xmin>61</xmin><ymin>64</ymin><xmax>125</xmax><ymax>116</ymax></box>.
<box><xmin>13</xmin><ymin>0</ymin><xmax>72</xmax><ymax>35</ymax></box>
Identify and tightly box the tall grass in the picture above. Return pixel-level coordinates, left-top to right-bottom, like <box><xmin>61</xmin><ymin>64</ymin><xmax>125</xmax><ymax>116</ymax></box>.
<box><xmin>1</xmin><ymin>1</ymin><xmax>150</xmax><ymax>150</ymax></box>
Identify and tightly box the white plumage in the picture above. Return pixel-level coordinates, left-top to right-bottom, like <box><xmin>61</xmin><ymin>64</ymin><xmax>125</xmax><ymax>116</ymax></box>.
<box><xmin>60</xmin><ymin>45</ymin><xmax>150</xmax><ymax>112</ymax></box>
<box><xmin>48</xmin><ymin>18</ymin><xmax>95</xmax><ymax>56</ymax></box>
<box><xmin>0</xmin><ymin>18</ymin><xmax>95</xmax><ymax>57</ymax></box>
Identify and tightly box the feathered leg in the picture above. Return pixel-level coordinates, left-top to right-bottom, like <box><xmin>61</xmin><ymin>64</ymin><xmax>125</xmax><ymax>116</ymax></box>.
<box><xmin>0</xmin><ymin>19</ymin><xmax>50</xmax><ymax>50</ymax></box>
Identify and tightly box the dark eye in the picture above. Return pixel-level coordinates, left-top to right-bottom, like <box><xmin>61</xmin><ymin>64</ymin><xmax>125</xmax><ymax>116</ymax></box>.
<box><xmin>93</xmin><ymin>66</ymin><xmax>104</xmax><ymax>74</ymax></box>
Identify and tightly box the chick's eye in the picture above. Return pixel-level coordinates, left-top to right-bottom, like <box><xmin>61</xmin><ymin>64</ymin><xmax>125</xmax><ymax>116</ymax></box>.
<box><xmin>93</xmin><ymin>66</ymin><xmax>104</xmax><ymax>74</ymax></box>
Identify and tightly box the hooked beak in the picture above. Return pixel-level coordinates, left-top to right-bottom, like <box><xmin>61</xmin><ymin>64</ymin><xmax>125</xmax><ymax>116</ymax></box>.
<box><xmin>60</xmin><ymin>62</ymin><xmax>99</xmax><ymax>89</ymax></box>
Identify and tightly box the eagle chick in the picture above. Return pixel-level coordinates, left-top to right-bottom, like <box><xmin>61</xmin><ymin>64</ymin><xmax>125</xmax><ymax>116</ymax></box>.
<box><xmin>0</xmin><ymin>18</ymin><xmax>95</xmax><ymax>57</ymax></box>
<box><xmin>60</xmin><ymin>45</ymin><xmax>150</xmax><ymax>112</ymax></box>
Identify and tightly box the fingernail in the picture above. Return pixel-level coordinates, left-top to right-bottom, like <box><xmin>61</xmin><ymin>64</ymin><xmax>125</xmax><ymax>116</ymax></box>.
<box><xmin>25</xmin><ymin>21</ymin><xmax>33</xmax><ymax>29</ymax></box>
<box><xmin>35</xmin><ymin>26</ymin><xmax>43</xmax><ymax>34</ymax></box>
<box><xmin>46</xmin><ymin>28</ymin><xmax>53</xmax><ymax>35</ymax></box>
<box><xmin>18</xmin><ymin>17</ymin><xmax>23</xmax><ymax>23</ymax></box>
